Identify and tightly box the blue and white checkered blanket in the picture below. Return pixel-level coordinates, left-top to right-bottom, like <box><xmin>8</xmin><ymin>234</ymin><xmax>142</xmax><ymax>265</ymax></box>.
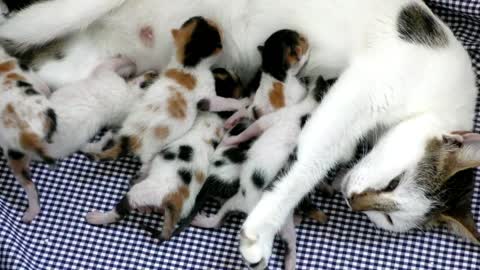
<box><xmin>1</xmin><ymin>1</ymin><xmax>479</xmax><ymax>269</ymax></box>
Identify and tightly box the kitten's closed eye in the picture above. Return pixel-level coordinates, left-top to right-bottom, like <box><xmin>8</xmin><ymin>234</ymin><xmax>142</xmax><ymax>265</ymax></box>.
<box><xmin>383</xmin><ymin>178</ymin><xmax>400</xmax><ymax>192</ymax></box>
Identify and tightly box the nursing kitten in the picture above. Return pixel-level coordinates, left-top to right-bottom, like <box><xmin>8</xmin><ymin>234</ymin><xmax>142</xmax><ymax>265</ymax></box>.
<box><xmin>225</xmin><ymin>29</ymin><xmax>309</xmax><ymax>129</ymax></box>
<box><xmin>193</xmin><ymin>76</ymin><xmax>332</xmax><ymax>270</ymax></box>
<box><xmin>85</xmin><ymin>68</ymin><xmax>243</xmax><ymax>241</ymax></box>
<box><xmin>88</xmin><ymin>16</ymin><xmax>246</xmax><ymax>166</ymax></box>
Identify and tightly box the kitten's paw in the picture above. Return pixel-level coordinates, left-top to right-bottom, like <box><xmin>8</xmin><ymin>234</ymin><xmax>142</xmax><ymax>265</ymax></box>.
<box><xmin>222</xmin><ymin>136</ymin><xmax>239</xmax><ymax>146</ymax></box>
<box><xmin>191</xmin><ymin>214</ymin><xmax>221</xmax><ymax>229</ymax></box>
<box><xmin>239</xmin><ymin>228</ymin><xmax>273</xmax><ymax>270</ymax></box>
<box><xmin>86</xmin><ymin>210</ymin><xmax>117</xmax><ymax>225</ymax></box>
<box><xmin>22</xmin><ymin>204</ymin><xmax>40</xmax><ymax>223</ymax></box>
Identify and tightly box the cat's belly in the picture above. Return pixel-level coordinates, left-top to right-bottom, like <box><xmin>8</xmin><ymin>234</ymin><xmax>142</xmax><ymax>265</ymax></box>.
<box><xmin>33</xmin><ymin>0</ymin><xmax>398</xmax><ymax>88</ymax></box>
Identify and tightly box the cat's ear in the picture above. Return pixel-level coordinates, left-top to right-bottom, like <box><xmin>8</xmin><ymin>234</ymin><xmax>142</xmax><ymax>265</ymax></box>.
<box><xmin>444</xmin><ymin>132</ymin><xmax>480</xmax><ymax>173</ymax></box>
<box><xmin>257</xmin><ymin>46</ymin><xmax>264</xmax><ymax>53</ymax></box>
<box><xmin>439</xmin><ymin>208</ymin><xmax>480</xmax><ymax>245</ymax></box>
<box><xmin>171</xmin><ymin>29</ymin><xmax>180</xmax><ymax>41</ymax></box>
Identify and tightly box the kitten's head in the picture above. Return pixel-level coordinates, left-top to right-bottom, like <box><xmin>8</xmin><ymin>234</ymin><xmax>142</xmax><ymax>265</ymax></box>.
<box><xmin>171</xmin><ymin>16</ymin><xmax>223</xmax><ymax>67</ymax></box>
<box><xmin>212</xmin><ymin>67</ymin><xmax>244</xmax><ymax>99</ymax></box>
<box><xmin>344</xmin><ymin>132</ymin><xmax>480</xmax><ymax>244</ymax></box>
<box><xmin>258</xmin><ymin>29</ymin><xmax>310</xmax><ymax>82</ymax></box>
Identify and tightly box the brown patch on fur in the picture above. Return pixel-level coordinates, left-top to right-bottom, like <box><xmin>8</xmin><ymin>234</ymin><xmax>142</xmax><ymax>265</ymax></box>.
<box><xmin>95</xmin><ymin>144</ymin><xmax>122</xmax><ymax>160</ymax></box>
<box><xmin>154</xmin><ymin>125</ymin><xmax>170</xmax><ymax>140</ymax></box>
<box><xmin>162</xmin><ymin>186</ymin><xmax>190</xmax><ymax>239</ymax></box>
<box><xmin>286</xmin><ymin>35</ymin><xmax>309</xmax><ymax>66</ymax></box>
<box><xmin>307</xmin><ymin>209</ymin><xmax>328</xmax><ymax>224</ymax></box>
<box><xmin>0</xmin><ymin>60</ymin><xmax>16</xmax><ymax>73</ymax></box>
<box><xmin>129</xmin><ymin>136</ymin><xmax>142</xmax><ymax>153</ymax></box>
<box><xmin>172</xmin><ymin>20</ymin><xmax>197</xmax><ymax>64</ymax></box>
<box><xmin>195</xmin><ymin>170</ymin><xmax>206</xmax><ymax>184</ymax></box>
<box><xmin>349</xmin><ymin>192</ymin><xmax>398</xmax><ymax>212</ymax></box>
<box><xmin>19</xmin><ymin>132</ymin><xmax>46</xmax><ymax>156</ymax></box>
<box><xmin>215</xmin><ymin>127</ymin><xmax>223</xmax><ymax>138</ymax></box>
<box><xmin>269</xmin><ymin>82</ymin><xmax>286</xmax><ymax>109</ymax></box>
<box><xmin>2</xmin><ymin>104</ymin><xmax>28</xmax><ymax>129</ymax></box>
<box><xmin>165</xmin><ymin>69</ymin><xmax>197</xmax><ymax>90</ymax></box>
<box><xmin>6</xmin><ymin>73</ymin><xmax>27</xmax><ymax>81</ymax></box>
<box><xmin>167</xmin><ymin>91</ymin><xmax>188</xmax><ymax>119</ymax></box>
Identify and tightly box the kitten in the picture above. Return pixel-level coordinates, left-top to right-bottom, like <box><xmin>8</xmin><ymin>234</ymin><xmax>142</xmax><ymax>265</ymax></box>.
<box><xmin>1</xmin><ymin>55</ymin><xmax>155</xmax><ymax>223</ymax></box>
<box><xmin>87</xmin><ymin>16</ymin><xmax>246</xmax><ymax>166</ymax></box>
<box><xmin>0</xmin><ymin>46</ymin><xmax>55</xmax><ymax>223</ymax></box>
<box><xmin>224</xmin><ymin>29</ymin><xmax>309</xmax><ymax>129</ymax></box>
<box><xmin>193</xmin><ymin>76</ymin><xmax>332</xmax><ymax>270</ymax></box>
<box><xmin>85</xmin><ymin>68</ymin><xmax>243</xmax><ymax>241</ymax></box>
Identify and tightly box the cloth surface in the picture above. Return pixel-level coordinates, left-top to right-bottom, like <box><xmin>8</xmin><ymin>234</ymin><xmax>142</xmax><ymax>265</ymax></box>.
<box><xmin>1</xmin><ymin>1</ymin><xmax>480</xmax><ymax>269</ymax></box>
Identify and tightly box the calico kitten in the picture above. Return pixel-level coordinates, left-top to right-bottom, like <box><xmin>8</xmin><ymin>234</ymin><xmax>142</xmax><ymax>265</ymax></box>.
<box><xmin>225</xmin><ymin>29</ymin><xmax>309</xmax><ymax>129</ymax></box>
<box><xmin>87</xmin><ymin>16</ymin><xmax>246</xmax><ymax>165</ymax></box>
<box><xmin>0</xmin><ymin>46</ymin><xmax>55</xmax><ymax>223</ymax></box>
<box><xmin>85</xmin><ymin>68</ymin><xmax>243</xmax><ymax>241</ymax></box>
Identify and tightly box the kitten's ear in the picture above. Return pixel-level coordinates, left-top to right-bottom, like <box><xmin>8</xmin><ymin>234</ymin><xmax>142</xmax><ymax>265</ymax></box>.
<box><xmin>439</xmin><ymin>210</ymin><xmax>480</xmax><ymax>245</ymax></box>
<box><xmin>444</xmin><ymin>132</ymin><xmax>480</xmax><ymax>173</ymax></box>
<box><xmin>257</xmin><ymin>46</ymin><xmax>264</xmax><ymax>53</ymax></box>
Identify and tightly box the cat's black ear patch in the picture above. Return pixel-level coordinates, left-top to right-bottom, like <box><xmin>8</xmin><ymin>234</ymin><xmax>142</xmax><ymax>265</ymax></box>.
<box><xmin>182</xmin><ymin>17</ymin><xmax>222</xmax><ymax>67</ymax></box>
<box><xmin>178</xmin><ymin>145</ymin><xmax>194</xmax><ymax>162</ymax></box>
<box><xmin>162</xmin><ymin>150</ymin><xmax>176</xmax><ymax>161</ymax></box>
<box><xmin>178</xmin><ymin>168</ymin><xmax>193</xmax><ymax>185</ymax></box>
<box><xmin>251</xmin><ymin>169</ymin><xmax>266</xmax><ymax>189</ymax></box>
<box><xmin>397</xmin><ymin>3</ymin><xmax>448</xmax><ymax>48</ymax></box>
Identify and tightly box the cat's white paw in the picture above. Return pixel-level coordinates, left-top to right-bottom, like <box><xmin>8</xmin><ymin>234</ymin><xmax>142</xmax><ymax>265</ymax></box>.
<box><xmin>239</xmin><ymin>227</ymin><xmax>274</xmax><ymax>270</ymax></box>
<box><xmin>191</xmin><ymin>214</ymin><xmax>221</xmax><ymax>229</ymax></box>
<box><xmin>22</xmin><ymin>204</ymin><xmax>40</xmax><ymax>223</ymax></box>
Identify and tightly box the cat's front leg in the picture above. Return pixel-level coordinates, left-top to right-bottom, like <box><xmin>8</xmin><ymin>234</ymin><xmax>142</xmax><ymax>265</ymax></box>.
<box><xmin>342</xmin><ymin>114</ymin><xmax>441</xmax><ymax>200</ymax></box>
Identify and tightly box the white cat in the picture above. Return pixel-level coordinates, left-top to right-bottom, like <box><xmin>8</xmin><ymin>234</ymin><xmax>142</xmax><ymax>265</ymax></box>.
<box><xmin>0</xmin><ymin>0</ymin><xmax>477</xmax><ymax>269</ymax></box>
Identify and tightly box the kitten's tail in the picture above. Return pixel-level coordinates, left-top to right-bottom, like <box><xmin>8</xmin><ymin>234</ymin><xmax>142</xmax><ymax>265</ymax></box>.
<box><xmin>0</xmin><ymin>0</ymin><xmax>126</xmax><ymax>51</ymax></box>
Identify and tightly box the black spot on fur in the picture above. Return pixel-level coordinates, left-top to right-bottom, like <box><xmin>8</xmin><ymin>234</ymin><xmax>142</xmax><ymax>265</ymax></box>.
<box><xmin>214</xmin><ymin>160</ymin><xmax>225</xmax><ymax>167</ymax></box>
<box><xmin>102</xmin><ymin>139</ymin><xmax>116</xmax><ymax>151</ymax></box>
<box><xmin>45</xmin><ymin>108</ymin><xmax>57</xmax><ymax>143</ymax></box>
<box><xmin>182</xmin><ymin>16</ymin><xmax>222</xmax><ymax>67</ymax></box>
<box><xmin>119</xmin><ymin>136</ymin><xmax>132</xmax><ymax>157</ymax></box>
<box><xmin>115</xmin><ymin>196</ymin><xmax>132</xmax><ymax>217</ymax></box>
<box><xmin>25</xmin><ymin>88</ymin><xmax>40</xmax><ymax>96</ymax></box>
<box><xmin>162</xmin><ymin>150</ymin><xmax>176</xmax><ymax>161</ymax></box>
<box><xmin>7</xmin><ymin>149</ymin><xmax>25</xmax><ymax>160</ymax></box>
<box><xmin>16</xmin><ymin>81</ymin><xmax>32</xmax><ymax>88</ymax></box>
<box><xmin>265</xmin><ymin>148</ymin><xmax>298</xmax><ymax>192</ymax></box>
<box><xmin>212</xmin><ymin>140</ymin><xmax>220</xmax><ymax>149</ymax></box>
<box><xmin>223</xmin><ymin>147</ymin><xmax>247</xmax><ymax>164</ymax></box>
<box><xmin>251</xmin><ymin>169</ymin><xmax>266</xmax><ymax>189</ymax></box>
<box><xmin>19</xmin><ymin>63</ymin><xmax>30</xmax><ymax>71</ymax></box>
<box><xmin>178</xmin><ymin>168</ymin><xmax>192</xmax><ymax>185</ymax></box>
<box><xmin>241</xmin><ymin>189</ymin><xmax>246</xmax><ymax>197</ymax></box>
<box><xmin>259</xmin><ymin>29</ymin><xmax>303</xmax><ymax>81</ymax></box>
<box><xmin>3</xmin><ymin>0</ymin><xmax>40</xmax><ymax>11</ymax></box>
<box><xmin>311</xmin><ymin>76</ymin><xmax>329</xmax><ymax>102</ymax></box>
<box><xmin>245</xmin><ymin>70</ymin><xmax>262</xmax><ymax>97</ymax></box>
<box><xmin>251</xmin><ymin>106</ymin><xmax>261</xmax><ymax>120</ymax></box>
<box><xmin>178</xmin><ymin>145</ymin><xmax>194</xmax><ymax>162</ymax></box>
<box><xmin>197</xmin><ymin>99</ymin><xmax>210</xmax><ymax>111</ymax></box>
<box><xmin>397</xmin><ymin>3</ymin><xmax>448</xmax><ymax>48</ymax></box>
<box><xmin>300</xmin><ymin>114</ymin><xmax>311</xmax><ymax>129</ymax></box>
<box><xmin>229</xmin><ymin>122</ymin><xmax>249</xmax><ymax>136</ymax></box>
<box><xmin>21</xmin><ymin>169</ymin><xmax>31</xmax><ymax>180</ymax></box>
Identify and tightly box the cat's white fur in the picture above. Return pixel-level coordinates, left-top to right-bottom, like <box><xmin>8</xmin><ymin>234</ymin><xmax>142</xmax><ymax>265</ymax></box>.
<box><xmin>0</xmin><ymin>0</ymin><xmax>476</xmax><ymax>267</ymax></box>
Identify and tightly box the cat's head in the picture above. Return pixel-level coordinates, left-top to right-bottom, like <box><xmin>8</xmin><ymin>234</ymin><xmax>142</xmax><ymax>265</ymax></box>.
<box><xmin>344</xmin><ymin>132</ymin><xmax>480</xmax><ymax>244</ymax></box>
<box><xmin>212</xmin><ymin>67</ymin><xmax>244</xmax><ymax>99</ymax></box>
<box><xmin>258</xmin><ymin>29</ymin><xmax>310</xmax><ymax>82</ymax></box>
<box><xmin>171</xmin><ymin>16</ymin><xmax>223</xmax><ymax>68</ymax></box>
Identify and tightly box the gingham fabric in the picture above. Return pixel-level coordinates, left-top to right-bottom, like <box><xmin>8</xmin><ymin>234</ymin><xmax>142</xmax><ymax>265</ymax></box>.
<box><xmin>1</xmin><ymin>1</ymin><xmax>480</xmax><ymax>269</ymax></box>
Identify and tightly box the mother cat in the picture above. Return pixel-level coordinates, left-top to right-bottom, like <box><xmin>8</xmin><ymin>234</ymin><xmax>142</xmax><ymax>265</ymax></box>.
<box><xmin>0</xmin><ymin>0</ymin><xmax>478</xmax><ymax>268</ymax></box>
